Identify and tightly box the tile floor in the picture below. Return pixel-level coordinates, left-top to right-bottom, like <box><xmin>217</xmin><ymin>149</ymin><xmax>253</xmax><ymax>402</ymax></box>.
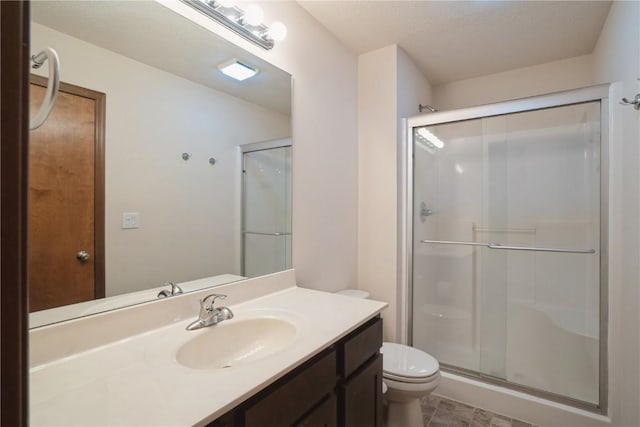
<box><xmin>421</xmin><ymin>395</ymin><xmax>539</xmax><ymax>427</ymax></box>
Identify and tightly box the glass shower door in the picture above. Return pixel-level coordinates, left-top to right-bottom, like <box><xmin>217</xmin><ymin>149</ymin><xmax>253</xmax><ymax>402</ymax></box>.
<box><xmin>412</xmin><ymin>101</ymin><xmax>601</xmax><ymax>405</ymax></box>
<box><xmin>242</xmin><ymin>145</ymin><xmax>292</xmax><ymax>277</ymax></box>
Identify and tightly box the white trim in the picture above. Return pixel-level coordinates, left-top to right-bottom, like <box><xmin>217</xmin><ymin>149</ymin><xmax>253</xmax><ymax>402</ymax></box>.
<box><xmin>407</xmin><ymin>84</ymin><xmax>610</xmax><ymax>128</ymax></box>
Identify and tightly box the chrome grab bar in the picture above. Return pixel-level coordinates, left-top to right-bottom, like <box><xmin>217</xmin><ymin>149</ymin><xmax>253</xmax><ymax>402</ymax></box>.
<box><xmin>420</xmin><ymin>239</ymin><xmax>595</xmax><ymax>254</ymax></box>
<box><xmin>242</xmin><ymin>231</ymin><xmax>292</xmax><ymax>236</ymax></box>
<box><xmin>30</xmin><ymin>47</ymin><xmax>61</xmax><ymax>130</ymax></box>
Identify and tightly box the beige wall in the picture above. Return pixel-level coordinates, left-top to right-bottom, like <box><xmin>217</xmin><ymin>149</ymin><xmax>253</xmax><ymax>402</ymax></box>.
<box><xmin>357</xmin><ymin>45</ymin><xmax>432</xmax><ymax>341</ymax></box>
<box><xmin>358</xmin><ymin>45</ymin><xmax>398</xmax><ymax>341</ymax></box>
<box><xmin>433</xmin><ymin>54</ymin><xmax>595</xmax><ymax>110</ymax></box>
<box><xmin>592</xmin><ymin>1</ymin><xmax>640</xmax><ymax>426</ymax></box>
<box><xmin>160</xmin><ymin>1</ymin><xmax>360</xmax><ymax>292</ymax></box>
<box><xmin>31</xmin><ymin>23</ymin><xmax>291</xmax><ymax>296</ymax></box>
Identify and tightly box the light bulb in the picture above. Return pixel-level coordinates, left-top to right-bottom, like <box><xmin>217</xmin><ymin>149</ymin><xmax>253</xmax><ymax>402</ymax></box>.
<box><xmin>243</xmin><ymin>3</ymin><xmax>264</xmax><ymax>26</ymax></box>
<box><xmin>267</xmin><ymin>21</ymin><xmax>287</xmax><ymax>41</ymax></box>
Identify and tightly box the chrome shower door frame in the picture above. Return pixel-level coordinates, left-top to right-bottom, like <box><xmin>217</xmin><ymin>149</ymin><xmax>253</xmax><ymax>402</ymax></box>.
<box><xmin>399</xmin><ymin>84</ymin><xmax>610</xmax><ymax>414</ymax></box>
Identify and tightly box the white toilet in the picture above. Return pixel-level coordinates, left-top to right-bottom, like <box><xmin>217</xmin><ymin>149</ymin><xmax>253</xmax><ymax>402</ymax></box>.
<box><xmin>333</xmin><ymin>289</ymin><xmax>440</xmax><ymax>427</ymax></box>
<box><xmin>381</xmin><ymin>343</ymin><xmax>440</xmax><ymax>427</ymax></box>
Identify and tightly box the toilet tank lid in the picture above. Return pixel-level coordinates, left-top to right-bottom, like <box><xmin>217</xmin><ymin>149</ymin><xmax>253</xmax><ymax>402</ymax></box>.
<box><xmin>381</xmin><ymin>342</ymin><xmax>439</xmax><ymax>378</ymax></box>
<box><xmin>335</xmin><ymin>289</ymin><xmax>370</xmax><ymax>299</ymax></box>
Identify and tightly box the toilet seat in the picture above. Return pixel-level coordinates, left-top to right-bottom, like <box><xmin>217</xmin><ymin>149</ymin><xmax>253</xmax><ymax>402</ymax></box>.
<box><xmin>384</xmin><ymin>370</ymin><xmax>440</xmax><ymax>384</ymax></box>
<box><xmin>381</xmin><ymin>342</ymin><xmax>439</xmax><ymax>381</ymax></box>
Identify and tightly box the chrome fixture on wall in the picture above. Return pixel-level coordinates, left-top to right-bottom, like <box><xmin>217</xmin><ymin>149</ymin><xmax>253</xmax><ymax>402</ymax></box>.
<box><xmin>620</xmin><ymin>93</ymin><xmax>640</xmax><ymax>110</ymax></box>
<box><xmin>181</xmin><ymin>0</ymin><xmax>287</xmax><ymax>50</ymax></box>
<box><xmin>419</xmin><ymin>202</ymin><xmax>436</xmax><ymax>222</ymax></box>
<box><xmin>419</xmin><ymin>104</ymin><xmax>438</xmax><ymax>113</ymax></box>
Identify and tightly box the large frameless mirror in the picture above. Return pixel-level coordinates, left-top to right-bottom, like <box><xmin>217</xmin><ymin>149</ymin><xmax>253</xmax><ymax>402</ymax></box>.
<box><xmin>28</xmin><ymin>0</ymin><xmax>292</xmax><ymax>328</ymax></box>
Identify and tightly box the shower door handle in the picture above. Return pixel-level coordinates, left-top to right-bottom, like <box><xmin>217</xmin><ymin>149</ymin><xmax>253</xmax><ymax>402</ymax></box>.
<box><xmin>486</xmin><ymin>243</ymin><xmax>595</xmax><ymax>254</ymax></box>
<box><xmin>421</xmin><ymin>240</ymin><xmax>595</xmax><ymax>254</ymax></box>
<box><xmin>242</xmin><ymin>231</ymin><xmax>292</xmax><ymax>236</ymax></box>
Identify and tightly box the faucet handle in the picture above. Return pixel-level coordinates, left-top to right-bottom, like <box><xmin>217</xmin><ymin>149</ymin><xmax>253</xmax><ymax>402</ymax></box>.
<box><xmin>201</xmin><ymin>293</ymin><xmax>227</xmax><ymax>311</ymax></box>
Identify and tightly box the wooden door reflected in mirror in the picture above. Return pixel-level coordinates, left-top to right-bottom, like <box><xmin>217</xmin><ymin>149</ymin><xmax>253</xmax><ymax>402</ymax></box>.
<box><xmin>28</xmin><ymin>76</ymin><xmax>105</xmax><ymax>312</ymax></box>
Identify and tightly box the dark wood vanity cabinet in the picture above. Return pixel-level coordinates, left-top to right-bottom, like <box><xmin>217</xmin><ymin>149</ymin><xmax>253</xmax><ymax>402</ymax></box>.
<box><xmin>338</xmin><ymin>355</ymin><xmax>383</xmax><ymax>427</ymax></box>
<box><xmin>337</xmin><ymin>316</ymin><xmax>384</xmax><ymax>427</ymax></box>
<box><xmin>207</xmin><ymin>316</ymin><xmax>382</xmax><ymax>427</ymax></box>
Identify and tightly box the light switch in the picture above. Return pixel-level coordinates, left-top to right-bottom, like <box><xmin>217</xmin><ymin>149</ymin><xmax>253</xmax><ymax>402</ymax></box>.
<box><xmin>121</xmin><ymin>212</ymin><xmax>140</xmax><ymax>229</ymax></box>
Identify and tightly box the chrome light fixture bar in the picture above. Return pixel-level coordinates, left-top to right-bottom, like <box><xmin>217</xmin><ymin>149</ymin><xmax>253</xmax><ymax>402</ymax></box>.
<box><xmin>181</xmin><ymin>0</ymin><xmax>275</xmax><ymax>50</ymax></box>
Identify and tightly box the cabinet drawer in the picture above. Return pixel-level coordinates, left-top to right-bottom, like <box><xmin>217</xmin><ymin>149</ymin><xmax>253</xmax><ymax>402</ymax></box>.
<box><xmin>245</xmin><ymin>349</ymin><xmax>337</xmax><ymax>427</ymax></box>
<box><xmin>295</xmin><ymin>394</ymin><xmax>337</xmax><ymax>427</ymax></box>
<box><xmin>340</xmin><ymin>317</ymin><xmax>382</xmax><ymax>379</ymax></box>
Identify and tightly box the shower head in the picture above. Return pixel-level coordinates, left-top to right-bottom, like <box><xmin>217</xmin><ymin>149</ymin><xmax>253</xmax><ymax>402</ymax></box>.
<box><xmin>419</xmin><ymin>104</ymin><xmax>438</xmax><ymax>113</ymax></box>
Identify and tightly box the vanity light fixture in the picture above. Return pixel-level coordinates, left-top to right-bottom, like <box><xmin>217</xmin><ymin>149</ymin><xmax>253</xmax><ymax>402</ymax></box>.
<box><xmin>218</xmin><ymin>58</ymin><xmax>259</xmax><ymax>81</ymax></box>
<box><xmin>181</xmin><ymin>0</ymin><xmax>287</xmax><ymax>50</ymax></box>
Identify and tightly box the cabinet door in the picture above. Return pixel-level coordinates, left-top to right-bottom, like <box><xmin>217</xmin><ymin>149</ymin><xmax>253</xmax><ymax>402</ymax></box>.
<box><xmin>295</xmin><ymin>395</ymin><xmax>337</xmax><ymax>427</ymax></box>
<box><xmin>245</xmin><ymin>349</ymin><xmax>337</xmax><ymax>427</ymax></box>
<box><xmin>339</xmin><ymin>354</ymin><xmax>383</xmax><ymax>427</ymax></box>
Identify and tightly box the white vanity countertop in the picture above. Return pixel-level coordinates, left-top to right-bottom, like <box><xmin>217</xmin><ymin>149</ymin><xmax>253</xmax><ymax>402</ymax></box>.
<box><xmin>30</xmin><ymin>285</ymin><xmax>387</xmax><ymax>426</ymax></box>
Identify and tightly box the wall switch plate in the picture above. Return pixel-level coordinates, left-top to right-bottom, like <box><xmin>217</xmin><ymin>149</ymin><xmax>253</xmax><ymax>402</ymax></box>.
<box><xmin>121</xmin><ymin>212</ymin><xmax>140</xmax><ymax>229</ymax></box>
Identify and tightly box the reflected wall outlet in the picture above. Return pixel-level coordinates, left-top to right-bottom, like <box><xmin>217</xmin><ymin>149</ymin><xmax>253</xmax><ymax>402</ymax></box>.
<box><xmin>121</xmin><ymin>212</ymin><xmax>140</xmax><ymax>229</ymax></box>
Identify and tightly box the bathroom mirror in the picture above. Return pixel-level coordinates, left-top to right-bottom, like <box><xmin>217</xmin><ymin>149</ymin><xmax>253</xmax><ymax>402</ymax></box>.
<box><xmin>28</xmin><ymin>0</ymin><xmax>292</xmax><ymax>327</ymax></box>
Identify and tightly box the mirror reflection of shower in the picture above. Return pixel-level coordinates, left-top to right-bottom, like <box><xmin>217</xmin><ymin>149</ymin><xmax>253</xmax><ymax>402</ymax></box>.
<box><xmin>241</xmin><ymin>139</ymin><xmax>292</xmax><ymax>277</ymax></box>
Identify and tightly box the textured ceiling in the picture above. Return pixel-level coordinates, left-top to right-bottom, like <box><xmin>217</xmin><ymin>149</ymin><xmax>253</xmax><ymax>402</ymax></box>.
<box><xmin>31</xmin><ymin>1</ymin><xmax>291</xmax><ymax>115</ymax></box>
<box><xmin>298</xmin><ymin>0</ymin><xmax>612</xmax><ymax>85</ymax></box>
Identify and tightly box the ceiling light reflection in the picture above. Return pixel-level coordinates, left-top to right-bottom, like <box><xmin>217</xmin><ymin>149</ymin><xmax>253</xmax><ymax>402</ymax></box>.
<box><xmin>417</xmin><ymin>128</ymin><xmax>445</xmax><ymax>149</ymax></box>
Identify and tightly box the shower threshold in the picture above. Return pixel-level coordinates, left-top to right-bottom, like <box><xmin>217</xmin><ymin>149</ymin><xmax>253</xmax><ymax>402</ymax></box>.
<box><xmin>439</xmin><ymin>363</ymin><xmax>604</xmax><ymax>414</ymax></box>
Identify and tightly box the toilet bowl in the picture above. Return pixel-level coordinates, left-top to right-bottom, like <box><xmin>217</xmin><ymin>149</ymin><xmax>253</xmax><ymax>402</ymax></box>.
<box><xmin>381</xmin><ymin>342</ymin><xmax>440</xmax><ymax>427</ymax></box>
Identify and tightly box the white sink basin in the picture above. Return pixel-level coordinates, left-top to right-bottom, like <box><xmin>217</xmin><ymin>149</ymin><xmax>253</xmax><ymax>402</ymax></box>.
<box><xmin>176</xmin><ymin>317</ymin><xmax>297</xmax><ymax>370</ymax></box>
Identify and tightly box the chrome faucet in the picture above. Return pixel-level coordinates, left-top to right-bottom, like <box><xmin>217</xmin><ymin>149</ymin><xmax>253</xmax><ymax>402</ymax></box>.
<box><xmin>186</xmin><ymin>293</ymin><xmax>234</xmax><ymax>331</ymax></box>
<box><xmin>157</xmin><ymin>281</ymin><xmax>183</xmax><ymax>298</ymax></box>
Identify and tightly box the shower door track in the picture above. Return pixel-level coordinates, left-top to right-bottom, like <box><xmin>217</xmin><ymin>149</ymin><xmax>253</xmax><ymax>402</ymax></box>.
<box><xmin>401</xmin><ymin>84</ymin><xmax>610</xmax><ymax>415</ymax></box>
<box><xmin>439</xmin><ymin>363</ymin><xmax>601</xmax><ymax>413</ymax></box>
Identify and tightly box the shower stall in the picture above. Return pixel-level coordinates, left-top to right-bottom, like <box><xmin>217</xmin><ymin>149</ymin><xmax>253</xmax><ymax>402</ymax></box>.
<box><xmin>404</xmin><ymin>85</ymin><xmax>608</xmax><ymax>411</ymax></box>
